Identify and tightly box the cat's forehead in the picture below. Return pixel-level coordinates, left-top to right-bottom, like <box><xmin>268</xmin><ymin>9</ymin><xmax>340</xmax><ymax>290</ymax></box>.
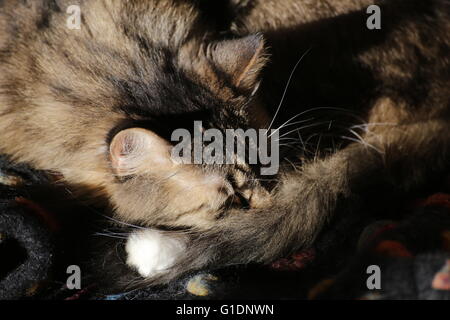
<box><xmin>113</xmin><ymin>67</ymin><xmax>232</xmax><ymax>120</ymax></box>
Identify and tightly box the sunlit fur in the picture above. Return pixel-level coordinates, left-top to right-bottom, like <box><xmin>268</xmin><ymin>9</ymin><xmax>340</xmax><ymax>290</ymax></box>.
<box><xmin>0</xmin><ymin>0</ymin><xmax>449</xmax><ymax>292</ymax></box>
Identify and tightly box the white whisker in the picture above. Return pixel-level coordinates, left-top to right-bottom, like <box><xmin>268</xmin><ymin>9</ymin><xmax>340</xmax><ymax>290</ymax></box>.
<box><xmin>267</xmin><ymin>48</ymin><xmax>312</xmax><ymax>131</ymax></box>
<box><xmin>102</xmin><ymin>214</ymin><xmax>146</xmax><ymax>230</ymax></box>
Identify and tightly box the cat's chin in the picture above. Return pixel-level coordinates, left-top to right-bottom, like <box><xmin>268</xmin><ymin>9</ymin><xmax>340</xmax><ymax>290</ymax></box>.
<box><xmin>125</xmin><ymin>229</ymin><xmax>187</xmax><ymax>278</ymax></box>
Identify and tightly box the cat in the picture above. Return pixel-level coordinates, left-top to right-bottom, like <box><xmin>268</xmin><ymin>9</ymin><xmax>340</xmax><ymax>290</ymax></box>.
<box><xmin>0</xmin><ymin>0</ymin><xmax>272</xmax><ymax>226</ymax></box>
<box><xmin>0</xmin><ymin>0</ymin><xmax>274</xmax><ymax>286</ymax></box>
<box><xmin>0</xmin><ymin>0</ymin><xmax>449</xmax><ymax>292</ymax></box>
<box><xmin>114</xmin><ymin>0</ymin><xmax>450</xmax><ymax>290</ymax></box>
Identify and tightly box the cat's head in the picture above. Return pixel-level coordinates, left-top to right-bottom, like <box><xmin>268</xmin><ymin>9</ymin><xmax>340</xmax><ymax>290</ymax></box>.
<box><xmin>106</xmin><ymin>34</ymin><xmax>275</xmax><ymax>229</ymax></box>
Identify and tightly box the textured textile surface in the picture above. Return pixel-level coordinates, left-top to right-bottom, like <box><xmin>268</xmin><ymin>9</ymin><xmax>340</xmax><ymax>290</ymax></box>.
<box><xmin>0</xmin><ymin>155</ymin><xmax>449</xmax><ymax>300</ymax></box>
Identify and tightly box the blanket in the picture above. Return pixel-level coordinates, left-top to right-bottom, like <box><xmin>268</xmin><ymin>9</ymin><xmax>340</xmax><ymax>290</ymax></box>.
<box><xmin>1</xmin><ymin>156</ymin><xmax>449</xmax><ymax>300</ymax></box>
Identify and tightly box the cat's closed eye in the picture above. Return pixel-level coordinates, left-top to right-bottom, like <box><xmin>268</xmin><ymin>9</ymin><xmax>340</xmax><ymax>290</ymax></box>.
<box><xmin>107</xmin><ymin>127</ymin><xmax>270</xmax><ymax>228</ymax></box>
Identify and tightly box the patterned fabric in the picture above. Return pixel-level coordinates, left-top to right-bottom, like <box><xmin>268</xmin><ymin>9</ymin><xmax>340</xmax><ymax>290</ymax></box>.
<box><xmin>308</xmin><ymin>195</ymin><xmax>450</xmax><ymax>300</ymax></box>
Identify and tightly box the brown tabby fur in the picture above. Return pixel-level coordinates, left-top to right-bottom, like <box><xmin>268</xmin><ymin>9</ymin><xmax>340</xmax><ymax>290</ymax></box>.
<box><xmin>0</xmin><ymin>0</ymin><xmax>271</xmax><ymax>230</ymax></box>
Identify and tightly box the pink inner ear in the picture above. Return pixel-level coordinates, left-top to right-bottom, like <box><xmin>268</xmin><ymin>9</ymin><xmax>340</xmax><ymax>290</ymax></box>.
<box><xmin>110</xmin><ymin>128</ymin><xmax>174</xmax><ymax>176</ymax></box>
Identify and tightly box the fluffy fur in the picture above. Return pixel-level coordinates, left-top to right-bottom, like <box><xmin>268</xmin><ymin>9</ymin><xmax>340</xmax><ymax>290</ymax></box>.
<box><xmin>0</xmin><ymin>0</ymin><xmax>449</xmax><ymax>291</ymax></box>
<box><xmin>125</xmin><ymin>229</ymin><xmax>187</xmax><ymax>278</ymax></box>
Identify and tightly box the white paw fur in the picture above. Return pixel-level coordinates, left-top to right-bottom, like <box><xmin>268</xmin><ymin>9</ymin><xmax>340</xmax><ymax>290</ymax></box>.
<box><xmin>125</xmin><ymin>229</ymin><xmax>186</xmax><ymax>278</ymax></box>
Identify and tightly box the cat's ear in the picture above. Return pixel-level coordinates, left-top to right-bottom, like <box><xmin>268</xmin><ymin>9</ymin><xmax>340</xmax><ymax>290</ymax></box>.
<box><xmin>110</xmin><ymin>128</ymin><xmax>173</xmax><ymax>176</ymax></box>
<box><xmin>208</xmin><ymin>34</ymin><xmax>267</xmax><ymax>93</ymax></box>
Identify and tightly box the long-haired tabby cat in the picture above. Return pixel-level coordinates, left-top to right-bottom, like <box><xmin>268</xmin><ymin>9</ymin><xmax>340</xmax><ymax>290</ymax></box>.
<box><xmin>0</xmin><ymin>0</ymin><xmax>449</xmax><ymax>291</ymax></box>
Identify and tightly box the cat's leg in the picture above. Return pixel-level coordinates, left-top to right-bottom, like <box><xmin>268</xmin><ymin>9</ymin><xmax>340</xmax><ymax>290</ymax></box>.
<box><xmin>136</xmin><ymin>119</ymin><xmax>449</xmax><ymax>285</ymax></box>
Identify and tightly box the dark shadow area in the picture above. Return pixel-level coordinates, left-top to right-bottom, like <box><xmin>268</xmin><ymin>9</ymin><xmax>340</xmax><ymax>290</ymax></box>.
<box><xmin>0</xmin><ymin>237</ymin><xmax>28</xmax><ymax>280</ymax></box>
